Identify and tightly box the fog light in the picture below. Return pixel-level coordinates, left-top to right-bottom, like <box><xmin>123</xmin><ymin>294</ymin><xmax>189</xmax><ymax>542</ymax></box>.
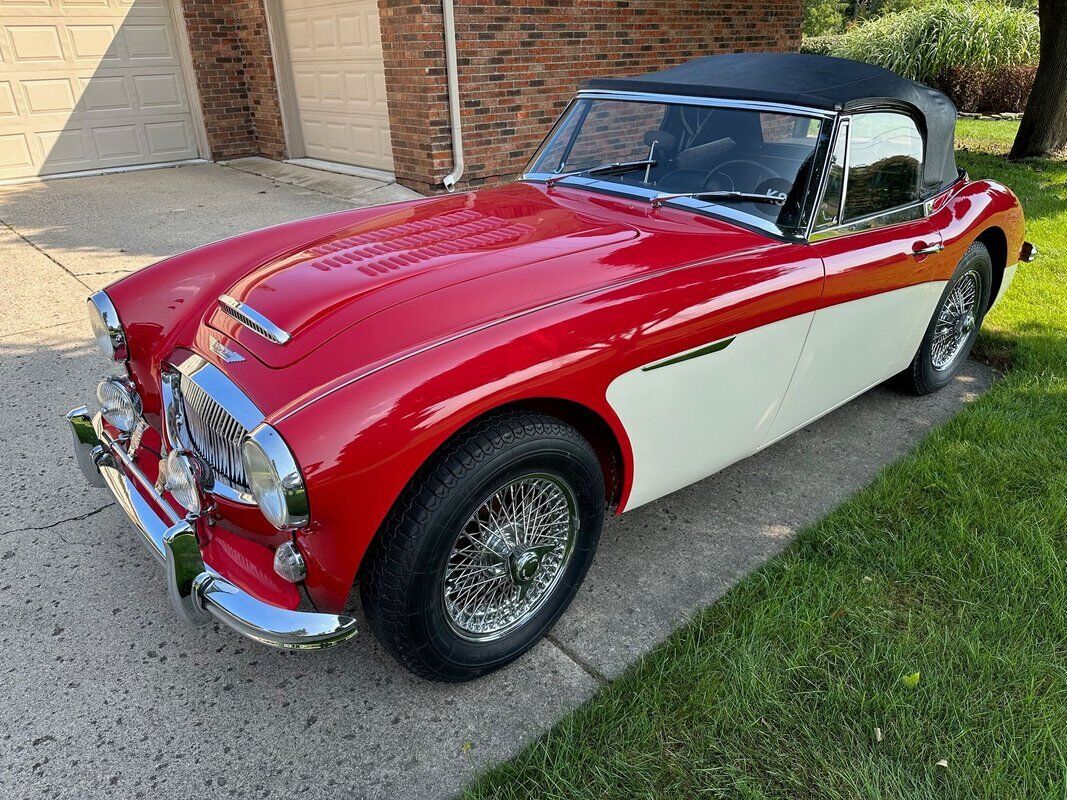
<box><xmin>96</xmin><ymin>377</ymin><xmax>141</xmax><ymax>432</ymax></box>
<box><xmin>273</xmin><ymin>541</ymin><xmax>306</xmax><ymax>583</ymax></box>
<box><xmin>163</xmin><ymin>450</ymin><xmax>211</xmax><ymax>515</ymax></box>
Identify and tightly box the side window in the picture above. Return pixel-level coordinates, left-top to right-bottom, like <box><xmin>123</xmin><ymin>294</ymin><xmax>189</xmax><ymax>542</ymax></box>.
<box><xmin>842</xmin><ymin>112</ymin><xmax>923</xmax><ymax>221</ymax></box>
<box><xmin>816</xmin><ymin>120</ymin><xmax>848</xmax><ymax>226</ymax></box>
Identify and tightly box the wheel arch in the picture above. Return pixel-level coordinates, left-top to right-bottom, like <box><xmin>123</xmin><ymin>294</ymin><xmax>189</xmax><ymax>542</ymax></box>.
<box><xmin>974</xmin><ymin>225</ymin><xmax>1008</xmax><ymax>309</ymax></box>
<box><xmin>484</xmin><ymin>397</ymin><xmax>626</xmax><ymax>512</ymax></box>
<box><xmin>352</xmin><ymin>395</ymin><xmax>627</xmax><ymax>586</ymax></box>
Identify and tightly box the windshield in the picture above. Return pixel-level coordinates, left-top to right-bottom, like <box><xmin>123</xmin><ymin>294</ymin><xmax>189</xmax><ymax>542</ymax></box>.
<box><xmin>526</xmin><ymin>98</ymin><xmax>827</xmax><ymax>234</ymax></box>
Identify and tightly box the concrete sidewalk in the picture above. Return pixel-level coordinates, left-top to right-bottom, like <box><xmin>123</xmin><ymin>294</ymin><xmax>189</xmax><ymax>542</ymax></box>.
<box><xmin>0</xmin><ymin>162</ymin><xmax>993</xmax><ymax>799</ymax></box>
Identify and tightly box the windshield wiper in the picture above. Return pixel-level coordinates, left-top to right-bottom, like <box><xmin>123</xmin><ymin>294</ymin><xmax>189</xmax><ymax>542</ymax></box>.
<box><xmin>545</xmin><ymin>159</ymin><xmax>657</xmax><ymax>188</ymax></box>
<box><xmin>650</xmin><ymin>190</ymin><xmax>787</xmax><ymax>209</ymax></box>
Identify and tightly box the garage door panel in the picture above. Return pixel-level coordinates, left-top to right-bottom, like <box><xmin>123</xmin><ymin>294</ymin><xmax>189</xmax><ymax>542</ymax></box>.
<box><xmin>0</xmin><ymin>0</ymin><xmax>198</xmax><ymax>178</ymax></box>
<box><xmin>0</xmin><ymin>132</ymin><xmax>33</xmax><ymax>169</ymax></box>
<box><xmin>0</xmin><ymin>80</ymin><xmax>16</xmax><ymax>113</ymax></box>
<box><xmin>280</xmin><ymin>0</ymin><xmax>391</xmax><ymax>171</ymax></box>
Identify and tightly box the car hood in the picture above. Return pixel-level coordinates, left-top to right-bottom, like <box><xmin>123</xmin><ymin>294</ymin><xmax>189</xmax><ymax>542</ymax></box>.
<box><xmin>207</xmin><ymin>183</ymin><xmax>641</xmax><ymax>368</ymax></box>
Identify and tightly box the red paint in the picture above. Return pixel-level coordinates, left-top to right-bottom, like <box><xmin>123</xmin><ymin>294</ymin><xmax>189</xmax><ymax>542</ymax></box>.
<box><xmin>104</xmin><ymin>174</ymin><xmax>1025</xmax><ymax>613</ymax></box>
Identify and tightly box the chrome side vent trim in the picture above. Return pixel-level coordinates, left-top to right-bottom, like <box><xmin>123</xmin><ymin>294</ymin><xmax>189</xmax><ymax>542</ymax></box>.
<box><xmin>218</xmin><ymin>295</ymin><xmax>291</xmax><ymax>345</ymax></box>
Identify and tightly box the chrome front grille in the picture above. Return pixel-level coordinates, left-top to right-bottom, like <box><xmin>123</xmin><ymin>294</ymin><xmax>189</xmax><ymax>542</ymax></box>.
<box><xmin>177</xmin><ymin>373</ymin><xmax>250</xmax><ymax>492</ymax></box>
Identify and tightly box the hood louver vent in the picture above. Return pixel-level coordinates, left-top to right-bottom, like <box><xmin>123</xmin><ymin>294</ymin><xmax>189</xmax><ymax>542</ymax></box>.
<box><xmin>218</xmin><ymin>295</ymin><xmax>291</xmax><ymax>345</ymax></box>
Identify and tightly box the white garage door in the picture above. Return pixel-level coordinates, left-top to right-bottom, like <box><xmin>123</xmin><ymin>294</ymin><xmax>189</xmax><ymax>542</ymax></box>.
<box><xmin>0</xmin><ymin>0</ymin><xmax>199</xmax><ymax>181</ymax></box>
<box><xmin>278</xmin><ymin>0</ymin><xmax>392</xmax><ymax>171</ymax></box>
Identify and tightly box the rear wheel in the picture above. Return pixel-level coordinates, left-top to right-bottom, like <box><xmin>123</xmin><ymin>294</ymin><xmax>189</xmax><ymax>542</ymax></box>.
<box><xmin>899</xmin><ymin>241</ymin><xmax>992</xmax><ymax>395</ymax></box>
<box><xmin>360</xmin><ymin>411</ymin><xmax>604</xmax><ymax>681</ymax></box>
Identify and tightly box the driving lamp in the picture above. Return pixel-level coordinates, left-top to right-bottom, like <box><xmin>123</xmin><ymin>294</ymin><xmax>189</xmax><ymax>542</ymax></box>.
<box><xmin>87</xmin><ymin>291</ymin><xmax>127</xmax><ymax>361</ymax></box>
<box><xmin>273</xmin><ymin>541</ymin><xmax>307</xmax><ymax>583</ymax></box>
<box><xmin>241</xmin><ymin>425</ymin><xmax>309</xmax><ymax>531</ymax></box>
<box><xmin>96</xmin><ymin>377</ymin><xmax>142</xmax><ymax>432</ymax></box>
<box><xmin>163</xmin><ymin>450</ymin><xmax>208</xmax><ymax>515</ymax></box>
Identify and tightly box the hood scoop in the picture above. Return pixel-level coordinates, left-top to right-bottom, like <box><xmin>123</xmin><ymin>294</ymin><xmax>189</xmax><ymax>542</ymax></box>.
<box><xmin>218</xmin><ymin>295</ymin><xmax>291</xmax><ymax>345</ymax></box>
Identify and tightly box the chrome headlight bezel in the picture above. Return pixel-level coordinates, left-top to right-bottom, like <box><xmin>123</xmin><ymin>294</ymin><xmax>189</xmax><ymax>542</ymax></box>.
<box><xmin>87</xmin><ymin>291</ymin><xmax>127</xmax><ymax>362</ymax></box>
<box><xmin>241</xmin><ymin>424</ymin><xmax>309</xmax><ymax>530</ymax></box>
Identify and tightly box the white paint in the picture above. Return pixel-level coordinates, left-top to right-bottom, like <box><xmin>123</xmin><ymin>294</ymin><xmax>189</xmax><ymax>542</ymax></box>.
<box><xmin>440</xmin><ymin>0</ymin><xmax>464</xmax><ymax>191</ymax></box>
<box><xmin>608</xmin><ymin>313</ymin><xmax>814</xmax><ymax>511</ymax></box>
<box><xmin>275</xmin><ymin>0</ymin><xmax>393</xmax><ymax>171</ymax></box>
<box><xmin>766</xmin><ymin>281</ymin><xmax>946</xmax><ymax>443</ymax></box>
<box><xmin>609</xmin><ymin>281</ymin><xmax>949</xmax><ymax>512</ymax></box>
<box><xmin>990</xmin><ymin>264</ymin><xmax>1018</xmax><ymax>309</ymax></box>
<box><xmin>0</xmin><ymin>0</ymin><xmax>202</xmax><ymax>180</ymax></box>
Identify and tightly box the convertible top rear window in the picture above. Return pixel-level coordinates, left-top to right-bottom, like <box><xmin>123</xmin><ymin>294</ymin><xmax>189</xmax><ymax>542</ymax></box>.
<box><xmin>526</xmin><ymin>98</ymin><xmax>827</xmax><ymax>235</ymax></box>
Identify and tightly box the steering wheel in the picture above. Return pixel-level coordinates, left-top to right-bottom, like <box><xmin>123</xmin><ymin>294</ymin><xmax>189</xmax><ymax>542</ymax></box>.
<box><xmin>707</xmin><ymin>159</ymin><xmax>779</xmax><ymax>193</ymax></box>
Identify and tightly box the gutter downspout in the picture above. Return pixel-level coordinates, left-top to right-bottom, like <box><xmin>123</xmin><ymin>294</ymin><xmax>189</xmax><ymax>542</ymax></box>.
<box><xmin>441</xmin><ymin>0</ymin><xmax>464</xmax><ymax>191</ymax></box>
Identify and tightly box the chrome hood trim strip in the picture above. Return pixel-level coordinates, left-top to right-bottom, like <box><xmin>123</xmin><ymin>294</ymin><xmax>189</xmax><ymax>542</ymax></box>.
<box><xmin>218</xmin><ymin>294</ymin><xmax>292</xmax><ymax>345</ymax></box>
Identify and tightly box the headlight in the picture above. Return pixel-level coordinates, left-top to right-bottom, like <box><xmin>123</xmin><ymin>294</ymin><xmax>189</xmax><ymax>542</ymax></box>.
<box><xmin>241</xmin><ymin>424</ymin><xmax>309</xmax><ymax>530</ymax></box>
<box><xmin>96</xmin><ymin>377</ymin><xmax>142</xmax><ymax>432</ymax></box>
<box><xmin>162</xmin><ymin>450</ymin><xmax>212</xmax><ymax>515</ymax></box>
<box><xmin>87</xmin><ymin>291</ymin><xmax>127</xmax><ymax>361</ymax></box>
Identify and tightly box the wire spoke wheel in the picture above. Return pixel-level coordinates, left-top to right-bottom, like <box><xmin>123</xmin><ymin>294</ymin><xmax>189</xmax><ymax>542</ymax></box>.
<box><xmin>442</xmin><ymin>473</ymin><xmax>578</xmax><ymax>641</ymax></box>
<box><xmin>931</xmin><ymin>269</ymin><xmax>981</xmax><ymax>372</ymax></box>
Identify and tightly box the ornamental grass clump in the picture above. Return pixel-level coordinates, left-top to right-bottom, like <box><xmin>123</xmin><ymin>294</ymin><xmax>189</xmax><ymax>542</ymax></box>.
<box><xmin>828</xmin><ymin>1</ymin><xmax>1037</xmax><ymax>80</ymax></box>
<box><xmin>802</xmin><ymin>1</ymin><xmax>1040</xmax><ymax>111</ymax></box>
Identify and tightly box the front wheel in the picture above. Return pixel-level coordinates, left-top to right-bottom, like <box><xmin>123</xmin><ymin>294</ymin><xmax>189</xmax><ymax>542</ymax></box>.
<box><xmin>898</xmin><ymin>241</ymin><xmax>992</xmax><ymax>395</ymax></box>
<box><xmin>360</xmin><ymin>411</ymin><xmax>605</xmax><ymax>681</ymax></box>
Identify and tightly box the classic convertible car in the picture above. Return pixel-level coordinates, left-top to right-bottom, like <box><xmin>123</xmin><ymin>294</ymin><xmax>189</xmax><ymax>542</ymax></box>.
<box><xmin>67</xmin><ymin>53</ymin><xmax>1033</xmax><ymax>680</ymax></box>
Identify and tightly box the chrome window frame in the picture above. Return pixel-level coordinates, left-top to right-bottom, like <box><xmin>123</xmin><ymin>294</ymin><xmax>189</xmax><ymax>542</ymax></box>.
<box><xmin>807</xmin><ymin>108</ymin><xmax>931</xmax><ymax>242</ymax></box>
<box><xmin>521</xmin><ymin>90</ymin><xmax>837</xmax><ymax>240</ymax></box>
<box><xmin>161</xmin><ymin>354</ymin><xmax>264</xmax><ymax>505</ymax></box>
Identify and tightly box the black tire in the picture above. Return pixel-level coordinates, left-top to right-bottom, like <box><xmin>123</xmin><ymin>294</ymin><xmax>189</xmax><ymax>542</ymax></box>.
<box><xmin>898</xmin><ymin>241</ymin><xmax>993</xmax><ymax>395</ymax></box>
<box><xmin>360</xmin><ymin>411</ymin><xmax>605</xmax><ymax>681</ymax></box>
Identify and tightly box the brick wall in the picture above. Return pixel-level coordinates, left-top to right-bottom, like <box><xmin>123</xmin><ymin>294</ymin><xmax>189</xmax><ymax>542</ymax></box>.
<box><xmin>180</xmin><ymin>0</ymin><xmax>800</xmax><ymax>189</ymax></box>
<box><xmin>380</xmin><ymin>0</ymin><xmax>802</xmax><ymax>193</ymax></box>
<box><xmin>180</xmin><ymin>0</ymin><xmax>286</xmax><ymax>160</ymax></box>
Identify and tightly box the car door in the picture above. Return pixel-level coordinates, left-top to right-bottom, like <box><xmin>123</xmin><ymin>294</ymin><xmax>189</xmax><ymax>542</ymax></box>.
<box><xmin>767</xmin><ymin>111</ymin><xmax>951</xmax><ymax>443</ymax></box>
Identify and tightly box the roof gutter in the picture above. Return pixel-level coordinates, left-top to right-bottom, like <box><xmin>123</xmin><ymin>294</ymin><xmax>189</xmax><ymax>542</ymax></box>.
<box><xmin>441</xmin><ymin>0</ymin><xmax>464</xmax><ymax>192</ymax></box>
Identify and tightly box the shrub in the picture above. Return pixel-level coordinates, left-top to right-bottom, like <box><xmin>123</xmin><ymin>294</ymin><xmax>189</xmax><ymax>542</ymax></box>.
<box><xmin>813</xmin><ymin>1</ymin><xmax>1039</xmax><ymax>81</ymax></box>
<box><xmin>932</xmin><ymin>63</ymin><xmax>1037</xmax><ymax>113</ymax></box>
<box><xmin>804</xmin><ymin>0</ymin><xmax>848</xmax><ymax>36</ymax></box>
<box><xmin>800</xmin><ymin>33</ymin><xmax>844</xmax><ymax>55</ymax></box>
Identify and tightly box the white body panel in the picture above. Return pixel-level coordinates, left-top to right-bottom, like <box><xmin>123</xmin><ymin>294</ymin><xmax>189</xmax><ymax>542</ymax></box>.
<box><xmin>608</xmin><ymin>312</ymin><xmax>814</xmax><ymax>511</ymax></box>
<box><xmin>0</xmin><ymin>0</ymin><xmax>200</xmax><ymax>180</ymax></box>
<box><xmin>277</xmin><ymin>0</ymin><xmax>392</xmax><ymax>171</ymax></box>
<box><xmin>991</xmin><ymin>264</ymin><xmax>1018</xmax><ymax>309</ymax></box>
<box><xmin>610</xmin><ymin>281</ymin><xmax>947</xmax><ymax>511</ymax></box>
<box><xmin>766</xmin><ymin>280</ymin><xmax>947</xmax><ymax>442</ymax></box>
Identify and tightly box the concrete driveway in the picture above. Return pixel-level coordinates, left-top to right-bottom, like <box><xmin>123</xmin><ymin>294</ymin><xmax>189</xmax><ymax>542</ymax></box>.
<box><xmin>0</xmin><ymin>161</ymin><xmax>993</xmax><ymax>799</ymax></box>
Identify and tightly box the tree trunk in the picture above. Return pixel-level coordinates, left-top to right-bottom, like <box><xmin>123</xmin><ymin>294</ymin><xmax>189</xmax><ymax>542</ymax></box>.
<box><xmin>1010</xmin><ymin>0</ymin><xmax>1067</xmax><ymax>159</ymax></box>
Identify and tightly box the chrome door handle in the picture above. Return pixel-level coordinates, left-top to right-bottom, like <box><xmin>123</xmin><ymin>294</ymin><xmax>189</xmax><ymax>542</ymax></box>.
<box><xmin>911</xmin><ymin>242</ymin><xmax>944</xmax><ymax>257</ymax></box>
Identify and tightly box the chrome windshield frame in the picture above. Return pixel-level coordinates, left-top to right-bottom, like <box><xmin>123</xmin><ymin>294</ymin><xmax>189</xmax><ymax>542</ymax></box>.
<box><xmin>521</xmin><ymin>91</ymin><xmax>836</xmax><ymax>240</ymax></box>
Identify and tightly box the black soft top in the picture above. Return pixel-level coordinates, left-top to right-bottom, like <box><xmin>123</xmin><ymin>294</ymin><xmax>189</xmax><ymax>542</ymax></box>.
<box><xmin>583</xmin><ymin>53</ymin><xmax>958</xmax><ymax>195</ymax></box>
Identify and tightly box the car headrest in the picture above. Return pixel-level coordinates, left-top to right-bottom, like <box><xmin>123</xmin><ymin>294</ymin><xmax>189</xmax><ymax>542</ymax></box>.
<box><xmin>677</xmin><ymin>137</ymin><xmax>735</xmax><ymax>171</ymax></box>
<box><xmin>643</xmin><ymin>130</ymin><xmax>677</xmax><ymax>158</ymax></box>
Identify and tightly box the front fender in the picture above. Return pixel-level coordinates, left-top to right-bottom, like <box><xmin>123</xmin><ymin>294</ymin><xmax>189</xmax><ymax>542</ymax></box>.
<box><xmin>278</xmin><ymin>297</ymin><xmax>636</xmax><ymax>614</ymax></box>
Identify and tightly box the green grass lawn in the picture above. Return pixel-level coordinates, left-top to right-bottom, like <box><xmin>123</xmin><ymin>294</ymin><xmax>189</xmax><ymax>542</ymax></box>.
<box><xmin>465</xmin><ymin>120</ymin><xmax>1067</xmax><ymax>800</ymax></box>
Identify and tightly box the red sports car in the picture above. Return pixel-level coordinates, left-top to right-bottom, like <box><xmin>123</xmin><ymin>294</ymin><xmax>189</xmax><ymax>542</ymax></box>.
<box><xmin>67</xmin><ymin>53</ymin><xmax>1033</xmax><ymax>680</ymax></box>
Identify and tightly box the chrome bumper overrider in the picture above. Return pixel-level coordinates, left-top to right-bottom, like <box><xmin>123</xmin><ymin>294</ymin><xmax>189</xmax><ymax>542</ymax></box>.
<box><xmin>65</xmin><ymin>406</ymin><xmax>357</xmax><ymax>650</ymax></box>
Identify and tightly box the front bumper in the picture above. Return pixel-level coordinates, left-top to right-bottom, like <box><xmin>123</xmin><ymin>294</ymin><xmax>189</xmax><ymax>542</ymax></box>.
<box><xmin>65</xmin><ymin>406</ymin><xmax>357</xmax><ymax>650</ymax></box>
